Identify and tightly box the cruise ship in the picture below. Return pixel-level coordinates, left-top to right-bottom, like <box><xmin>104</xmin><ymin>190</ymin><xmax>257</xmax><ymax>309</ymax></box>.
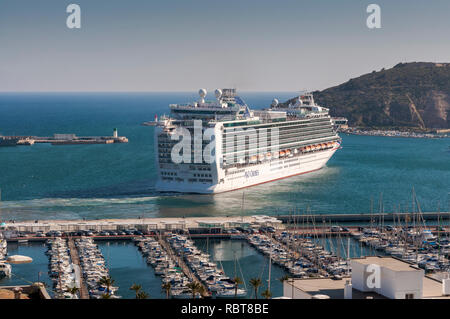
<box><xmin>154</xmin><ymin>89</ymin><xmax>341</xmax><ymax>193</ymax></box>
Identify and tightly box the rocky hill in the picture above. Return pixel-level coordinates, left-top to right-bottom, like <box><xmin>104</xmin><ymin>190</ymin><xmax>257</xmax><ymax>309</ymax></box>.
<box><xmin>299</xmin><ymin>62</ymin><xmax>450</xmax><ymax>129</ymax></box>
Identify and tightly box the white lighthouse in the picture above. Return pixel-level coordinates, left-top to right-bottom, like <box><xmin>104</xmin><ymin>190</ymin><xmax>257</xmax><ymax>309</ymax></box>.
<box><xmin>113</xmin><ymin>128</ymin><xmax>118</xmax><ymax>138</ymax></box>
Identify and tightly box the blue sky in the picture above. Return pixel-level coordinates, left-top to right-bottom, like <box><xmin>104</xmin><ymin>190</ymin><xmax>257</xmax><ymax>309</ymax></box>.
<box><xmin>0</xmin><ymin>0</ymin><xmax>449</xmax><ymax>92</ymax></box>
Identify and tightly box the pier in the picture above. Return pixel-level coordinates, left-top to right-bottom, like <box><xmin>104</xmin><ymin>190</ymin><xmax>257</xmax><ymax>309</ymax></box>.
<box><xmin>158</xmin><ymin>236</ymin><xmax>209</xmax><ymax>297</ymax></box>
<box><xmin>277</xmin><ymin>212</ymin><xmax>450</xmax><ymax>224</ymax></box>
<box><xmin>0</xmin><ymin>129</ymin><xmax>128</xmax><ymax>147</ymax></box>
<box><xmin>2</xmin><ymin>213</ymin><xmax>449</xmax><ymax>236</ymax></box>
<box><xmin>67</xmin><ymin>237</ymin><xmax>89</xmax><ymax>299</ymax></box>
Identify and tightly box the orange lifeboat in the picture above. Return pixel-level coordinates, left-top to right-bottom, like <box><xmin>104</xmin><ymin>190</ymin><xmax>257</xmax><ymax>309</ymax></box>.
<box><xmin>306</xmin><ymin>146</ymin><xmax>311</xmax><ymax>152</ymax></box>
<box><xmin>285</xmin><ymin>149</ymin><xmax>291</xmax><ymax>156</ymax></box>
<box><xmin>279</xmin><ymin>150</ymin><xmax>286</xmax><ymax>157</ymax></box>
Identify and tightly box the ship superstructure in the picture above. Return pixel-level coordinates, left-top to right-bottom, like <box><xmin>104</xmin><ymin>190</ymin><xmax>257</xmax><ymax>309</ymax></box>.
<box><xmin>154</xmin><ymin>89</ymin><xmax>341</xmax><ymax>193</ymax></box>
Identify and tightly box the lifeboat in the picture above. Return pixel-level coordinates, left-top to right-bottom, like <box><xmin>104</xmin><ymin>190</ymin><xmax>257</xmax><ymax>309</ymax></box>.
<box><xmin>279</xmin><ymin>150</ymin><xmax>286</xmax><ymax>157</ymax></box>
<box><xmin>250</xmin><ymin>155</ymin><xmax>257</xmax><ymax>163</ymax></box>
<box><xmin>321</xmin><ymin>143</ymin><xmax>327</xmax><ymax>149</ymax></box>
<box><xmin>306</xmin><ymin>146</ymin><xmax>311</xmax><ymax>152</ymax></box>
<box><xmin>266</xmin><ymin>152</ymin><xmax>272</xmax><ymax>160</ymax></box>
<box><xmin>285</xmin><ymin>149</ymin><xmax>291</xmax><ymax>156</ymax></box>
<box><xmin>294</xmin><ymin>149</ymin><xmax>298</xmax><ymax>154</ymax></box>
<box><xmin>326</xmin><ymin>142</ymin><xmax>332</xmax><ymax>148</ymax></box>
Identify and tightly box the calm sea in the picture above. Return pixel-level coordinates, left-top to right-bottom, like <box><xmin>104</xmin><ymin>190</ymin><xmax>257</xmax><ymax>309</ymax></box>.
<box><xmin>0</xmin><ymin>93</ymin><xmax>449</xmax><ymax>221</ymax></box>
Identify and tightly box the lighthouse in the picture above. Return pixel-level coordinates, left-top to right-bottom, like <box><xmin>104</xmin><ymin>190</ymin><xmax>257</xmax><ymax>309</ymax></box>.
<box><xmin>113</xmin><ymin>128</ymin><xmax>118</xmax><ymax>138</ymax></box>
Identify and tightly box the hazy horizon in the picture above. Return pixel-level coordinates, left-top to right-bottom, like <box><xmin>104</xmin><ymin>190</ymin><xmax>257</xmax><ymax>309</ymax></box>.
<box><xmin>1</xmin><ymin>0</ymin><xmax>450</xmax><ymax>92</ymax></box>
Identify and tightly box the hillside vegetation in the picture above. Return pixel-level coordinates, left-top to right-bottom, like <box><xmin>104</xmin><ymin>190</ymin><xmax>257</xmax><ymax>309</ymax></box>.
<box><xmin>303</xmin><ymin>62</ymin><xmax>450</xmax><ymax>129</ymax></box>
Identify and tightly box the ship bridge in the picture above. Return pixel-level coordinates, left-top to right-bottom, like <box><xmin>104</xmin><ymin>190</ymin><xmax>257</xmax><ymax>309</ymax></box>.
<box><xmin>169</xmin><ymin>89</ymin><xmax>248</xmax><ymax>122</ymax></box>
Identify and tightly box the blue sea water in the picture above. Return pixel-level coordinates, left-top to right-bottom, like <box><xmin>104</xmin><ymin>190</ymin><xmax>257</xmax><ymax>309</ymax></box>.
<box><xmin>0</xmin><ymin>92</ymin><xmax>449</xmax><ymax>221</ymax></box>
<box><xmin>97</xmin><ymin>240</ymin><xmax>165</xmax><ymax>299</ymax></box>
<box><xmin>0</xmin><ymin>242</ymin><xmax>53</xmax><ymax>292</ymax></box>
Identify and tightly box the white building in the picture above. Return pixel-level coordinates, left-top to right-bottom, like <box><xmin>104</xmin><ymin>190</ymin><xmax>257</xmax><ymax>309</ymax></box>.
<box><xmin>351</xmin><ymin>256</ymin><xmax>424</xmax><ymax>299</ymax></box>
<box><xmin>283</xmin><ymin>256</ymin><xmax>448</xmax><ymax>299</ymax></box>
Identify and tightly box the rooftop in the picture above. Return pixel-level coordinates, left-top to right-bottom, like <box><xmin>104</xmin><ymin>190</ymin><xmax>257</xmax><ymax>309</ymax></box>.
<box><xmin>287</xmin><ymin>277</ymin><xmax>386</xmax><ymax>299</ymax></box>
<box><xmin>352</xmin><ymin>256</ymin><xmax>420</xmax><ymax>271</ymax></box>
<box><xmin>286</xmin><ymin>257</ymin><xmax>450</xmax><ymax>299</ymax></box>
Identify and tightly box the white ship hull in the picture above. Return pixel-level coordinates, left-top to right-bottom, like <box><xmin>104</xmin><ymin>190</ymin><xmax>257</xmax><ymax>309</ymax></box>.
<box><xmin>156</xmin><ymin>147</ymin><xmax>337</xmax><ymax>194</ymax></box>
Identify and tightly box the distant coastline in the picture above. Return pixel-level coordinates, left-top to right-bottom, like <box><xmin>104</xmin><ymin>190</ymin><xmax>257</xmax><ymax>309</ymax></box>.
<box><xmin>341</xmin><ymin>128</ymin><xmax>450</xmax><ymax>139</ymax></box>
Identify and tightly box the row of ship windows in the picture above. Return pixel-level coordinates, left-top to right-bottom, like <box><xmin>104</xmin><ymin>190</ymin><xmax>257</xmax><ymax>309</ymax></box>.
<box><xmin>193</xmin><ymin>173</ymin><xmax>212</xmax><ymax>178</ymax></box>
<box><xmin>222</xmin><ymin>133</ymin><xmax>335</xmax><ymax>155</ymax></box>
<box><xmin>223</xmin><ymin>118</ymin><xmax>330</xmax><ymax>132</ymax></box>
<box><xmin>225</xmin><ymin>169</ymin><xmax>245</xmax><ymax>176</ymax></box>
<box><xmin>158</xmin><ymin>164</ymin><xmax>211</xmax><ymax>171</ymax></box>
<box><xmin>222</xmin><ymin>121</ymin><xmax>331</xmax><ymax>137</ymax></box>
<box><xmin>161</xmin><ymin>171</ymin><xmax>177</xmax><ymax>176</ymax></box>
<box><xmin>161</xmin><ymin>177</ymin><xmax>213</xmax><ymax>183</ymax></box>
<box><xmin>222</xmin><ymin>126</ymin><xmax>333</xmax><ymax>144</ymax></box>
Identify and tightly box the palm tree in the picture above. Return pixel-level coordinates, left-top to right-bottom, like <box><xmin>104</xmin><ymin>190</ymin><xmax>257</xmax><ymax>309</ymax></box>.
<box><xmin>130</xmin><ymin>284</ymin><xmax>143</xmax><ymax>299</ymax></box>
<box><xmin>162</xmin><ymin>282</ymin><xmax>172</xmax><ymax>299</ymax></box>
<box><xmin>187</xmin><ymin>281</ymin><xmax>200</xmax><ymax>299</ymax></box>
<box><xmin>261</xmin><ymin>289</ymin><xmax>272</xmax><ymax>299</ymax></box>
<box><xmin>233</xmin><ymin>277</ymin><xmax>243</xmax><ymax>298</ymax></box>
<box><xmin>249</xmin><ymin>278</ymin><xmax>262</xmax><ymax>299</ymax></box>
<box><xmin>136</xmin><ymin>291</ymin><xmax>149</xmax><ymax>299</ymax></box>
<box><xmin>98</xmin><ymin>276</ymin><xmax>115</xmax><ymax>295</ymax></box>
<box><xmin>66</xmin><ymin>286</ymin><xmax>79</xmax><ymax>299</ymax></box>
<box><xmin>197</xmin><ymin>285</ymin><xmax>206</xmax><ymax>299</ymax></box>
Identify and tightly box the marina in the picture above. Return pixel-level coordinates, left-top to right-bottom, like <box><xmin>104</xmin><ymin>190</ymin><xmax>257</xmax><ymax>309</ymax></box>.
<box><xmin>76</xmin><ymin>237</ymin><xmax>120</xmax><ymax>298</ymax></box>
<box><xmin>2</xmin><ymin>211</ymin><xmax>450</xmax><ymax>299</ymax></box>
<box><xmin>135</xmin><ymin>237</ymin><xmax>192</xmax><ymax>298</ymax></box>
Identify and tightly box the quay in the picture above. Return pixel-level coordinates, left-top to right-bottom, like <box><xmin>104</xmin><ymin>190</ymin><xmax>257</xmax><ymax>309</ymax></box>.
<box><xmin>67</xmin><ymin>237</ymin><xmax>89</xmax><ymax>299</ymax></box>
<box><xmin>1</xmin><ymin>216</ymin><xmax>280</xmax><ymax>234</ymax></box>
<box><xmin>277</xmin><ymin>212</ymin><xmax>450</xmax><ymax>224</ymax></box>
<box><xmin>2</xmin><ymin>213</ymin><xmax>449</xmax><ymax>240</ymax></box>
